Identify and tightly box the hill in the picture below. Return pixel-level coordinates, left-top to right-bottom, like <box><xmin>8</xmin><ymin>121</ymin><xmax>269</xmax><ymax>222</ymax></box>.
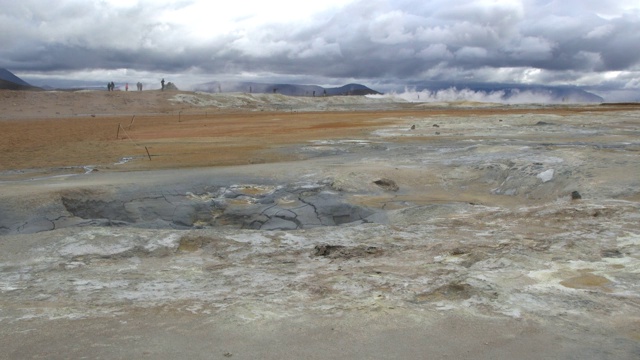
<box><xmin>0</xmin><ymin>68</ymin><xmax>41</xmax><ymax>90</ymax></box>
<box><xmin>194</xmin><ymin>81</ymin><xmax>380</xmax><ymax>96</ymax></box>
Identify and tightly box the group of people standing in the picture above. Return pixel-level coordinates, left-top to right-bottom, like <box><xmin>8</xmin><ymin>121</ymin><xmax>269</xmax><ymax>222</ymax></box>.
<box><xmin>107</xmin><ymin>79</ymin><xmax>166</xmax><ymax>92</ymax></box>
<box><xmin>106</xmin><ymin>81</ymin><xmax>144</xmax><ymax>91</ymax></box>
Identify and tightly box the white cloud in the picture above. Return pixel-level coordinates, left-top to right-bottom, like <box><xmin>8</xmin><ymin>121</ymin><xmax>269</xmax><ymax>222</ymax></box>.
<box><xmin>455</xmin><ymin>46</ymin><xmax>489</xmax><ymax>60</ymax></box>
<box><xmin>294</xmin><ymin>38</ymin><xmax>343</xmax><ymax>59</ymax></box>
<box><xmin>573</xmin><ymin>51</ymin><xmax>605</xmax><ymax>70</ymax></box>
<box><xmin>368</xmin><ymin>10</ymin><xmax>416</xmax><ymax>44</ymax></box>
<box><xmin>508</xmin><ymin>36</ymin><xmax>555</xmax><ymax>61</ymax></box>
<box><xmin>585</xmin><ymin>24</ymin><xmax>614</xmax><ymax>39</ymax></box>
<box><xmin>417</xmin><ymin>44</ymin><xmax>454</xmax><ymax>61</ymax></box>
<box><xmin>623</xmin><ymin>76</ymin><xmax>640</xmax><ymax>89</ymax></box>
<box><xmin>1</xmin><ymin>0</ymin><xmax>639</xmax><ymax>101</ymax></box>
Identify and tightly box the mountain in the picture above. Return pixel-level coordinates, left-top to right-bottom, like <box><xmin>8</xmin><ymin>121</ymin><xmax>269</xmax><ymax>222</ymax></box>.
<box><xmin>0</xmin><ymin>68</ymin><xmax>41</xmax><ymax>90</ymax></box>
<box><xmin>193</xmin><ymin>81</ymin><xmax>380</xmax><ymax>96</ymax></box>
<box><xmin>328</xmin><ymin>84</ymin><xmax>382</xmax><ymax>96</ymax></box>
<box><xmin>462</xmin><ymin>83</ymin><xmax>603</xmax><ymax>103</ymax></box>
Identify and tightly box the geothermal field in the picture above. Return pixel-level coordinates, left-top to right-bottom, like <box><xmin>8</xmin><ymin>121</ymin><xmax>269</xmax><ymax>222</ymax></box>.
<box><xmin>0</xmin><ymin>90</ymin><xmax>639</xmax><ymax>359</ymax></box>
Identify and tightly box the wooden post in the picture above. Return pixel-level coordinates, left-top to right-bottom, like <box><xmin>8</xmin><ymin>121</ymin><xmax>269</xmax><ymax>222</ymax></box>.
<box><xmin>128</xmin><ymin>115</ymin><xmax>135</xmax><ymax>129</ymax></box>
<box><xmin>145</xmin><ymin>146</ymin><xmax>152</xmax><ymax>160</ymax></box>
<box><xmin>116</xmin><ymin>123</ymin><xmax>121</xmax><ymax>139</ymax></box>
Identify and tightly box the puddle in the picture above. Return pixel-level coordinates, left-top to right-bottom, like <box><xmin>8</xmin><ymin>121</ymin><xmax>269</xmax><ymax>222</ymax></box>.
<box><xmin>114</xmin><ymin>157</ymin><xmax>134</xmax><ymax>165</ymax></box>
<box><xmin>560</xmin><ymin>273</ymin><xmax>612</xmax><ymax>290</ymax></box>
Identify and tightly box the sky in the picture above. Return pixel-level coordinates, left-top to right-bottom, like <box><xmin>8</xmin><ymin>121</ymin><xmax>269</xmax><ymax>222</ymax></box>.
<box><xmin>1</xmin><ymin>0</ymin><xmax>640</xmax><ymax>100</ymax></box>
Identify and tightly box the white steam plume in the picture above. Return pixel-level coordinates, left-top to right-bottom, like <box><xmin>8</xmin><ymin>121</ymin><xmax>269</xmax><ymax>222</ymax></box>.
<box><xmin>368</xmin><ymin>87</ymin><xmax>584</xmax><ymax>104</ymax></box>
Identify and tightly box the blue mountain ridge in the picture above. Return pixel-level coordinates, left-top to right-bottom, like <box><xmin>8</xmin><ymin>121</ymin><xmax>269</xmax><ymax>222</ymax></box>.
<box><xmin>1</xmin><ymin>67</ymin><xmax>604</xmax><ymax>103</ymax></box>
<box><xmin>193</xmin><ymin>81</ymin><xmax>381</xmax><ymax>96</ymax></box>
<box><xmin>0</xmin><ymin>68</ymin><xmax>32</xmax><ymax>87</ymax></box>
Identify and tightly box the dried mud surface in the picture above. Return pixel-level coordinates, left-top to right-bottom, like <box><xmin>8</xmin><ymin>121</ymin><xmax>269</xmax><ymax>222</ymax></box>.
<box><xmin>1</xmin><ymin>90</ymin><xmax>639</xmax><ymax>359</ymax></box>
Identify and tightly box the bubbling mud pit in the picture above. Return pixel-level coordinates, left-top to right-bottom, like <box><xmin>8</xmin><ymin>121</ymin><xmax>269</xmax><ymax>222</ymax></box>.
<box><xmin>1</xmin><ymin>96</ymin><xmax>640</xmax><ymax>359</ymax></box>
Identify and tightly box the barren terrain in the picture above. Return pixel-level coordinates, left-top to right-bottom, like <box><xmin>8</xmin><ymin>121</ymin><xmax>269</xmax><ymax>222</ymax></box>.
<box><xmin>1</xmin><ymin>90</ymin><xmax>639</xmax><ymax>359</ymax></box>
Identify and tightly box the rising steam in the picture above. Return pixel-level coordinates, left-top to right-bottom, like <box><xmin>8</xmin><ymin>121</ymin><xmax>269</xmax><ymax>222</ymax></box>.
<box><xmin>368</xmin><ymin>86</ymin><xmax>602</xmax><ymax>104</ymax></box>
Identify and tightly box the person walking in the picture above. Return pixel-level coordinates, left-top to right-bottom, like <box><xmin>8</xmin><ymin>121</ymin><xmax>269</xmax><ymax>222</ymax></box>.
<box><xmin>161</xmin><ymin>78</ymin><xmax>165</xmax><ymax>91</ymax></box>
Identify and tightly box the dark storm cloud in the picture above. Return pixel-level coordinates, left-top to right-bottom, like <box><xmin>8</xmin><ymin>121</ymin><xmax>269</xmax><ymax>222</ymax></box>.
<box><xmin>1</xmin><ymin>0</ymin><xmax>639</xmax><ymax>93</ymax></box>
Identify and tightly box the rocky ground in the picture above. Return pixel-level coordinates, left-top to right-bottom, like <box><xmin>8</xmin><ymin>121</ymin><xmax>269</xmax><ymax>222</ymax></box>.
<box><xmin>0</xmin><ymin>90</ymin><xmax>639</xmax><ymax>359</ymax></box>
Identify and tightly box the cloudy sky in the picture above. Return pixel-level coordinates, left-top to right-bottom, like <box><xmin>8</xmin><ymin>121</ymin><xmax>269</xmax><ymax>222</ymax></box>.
<box><xmin>1</xmin><ymin>0</ymin><xmax>640</xmax><ymax>100</ymax></box>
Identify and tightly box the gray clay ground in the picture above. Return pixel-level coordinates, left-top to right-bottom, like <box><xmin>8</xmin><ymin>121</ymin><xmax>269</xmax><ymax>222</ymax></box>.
<box><xmin>1</xmin><ymin>101</ymin><xmax>639</xmax><ymax>359</ymax></box>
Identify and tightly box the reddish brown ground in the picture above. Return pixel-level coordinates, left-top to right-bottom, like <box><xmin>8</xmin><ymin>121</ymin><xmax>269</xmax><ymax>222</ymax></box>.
<box><xmin>1</xmin><ymin>90</ymin><xmax>638</xmax><ymax>173</ymax></box>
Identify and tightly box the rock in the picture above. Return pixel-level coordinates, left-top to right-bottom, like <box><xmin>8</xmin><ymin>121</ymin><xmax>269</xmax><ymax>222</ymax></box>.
<box><xmin>314</xmin><ymin>244</ymin><xmax>343</xmax><ymax>257</ymax></box>
<box><xmin>165</xmin><ymin>82</ymin><xmax>179</xmax><ymax>91</ymax></box>
<box><xmin>601</xmin><ymin>249</ymin><xmax>623</xmax><ymax>258</ymax></box>
<box><xmin>413</xmin><ymin>282</ymin><xmax>475</xmax><ymax>302</ymax></box>
<box><xmin>410</xmin><ymin>124</ymin><xmax>415</xmax><ymax>130</ymax></box>
<box><xmin>535</xmin><ymin>121</ymin><xmax>553</xmax><ymax>126</ymax></box>
<box><xmin>433</xmin><ymin>124</ymin><xmax>440</xmax><ymax>127</ymax></box>
<box><xmin>571</xmin><ymin>191</ymin><xmax>582</xmax><ymax>200</ymax></box>
<box><xmin>373</xmin><ymin>178</ymin><xmax>399</xmax><ymax>192</ymax></box>
<box><xmin>313</xmin><ymin>244</ymin><xmax>382</xmax><ymax>259</ymax></box>
<box><xmin>537</xmin><ymin>169</ymin><xmax>555</xmax><ymax>183</ymax></box>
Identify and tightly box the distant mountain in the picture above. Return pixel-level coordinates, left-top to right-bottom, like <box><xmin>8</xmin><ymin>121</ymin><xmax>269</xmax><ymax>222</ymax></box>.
<box><xmin>329</xmin><ymin>84</ymin><xmax>382</xmax><ymax>96</ymax></box>
<box><xmin>194</xmin><ymin>81</ymin><xmax>380</xmax><ymax>96</ymax></box>
<box><xmin>0</xmin><ymin>68</ymin><xmax>40</xmax><ymax>90</ymax></box>
<box><xmin>467</xmin><ymin>83</ymin><xmax>602</xmax><ymax>103</ymax></box>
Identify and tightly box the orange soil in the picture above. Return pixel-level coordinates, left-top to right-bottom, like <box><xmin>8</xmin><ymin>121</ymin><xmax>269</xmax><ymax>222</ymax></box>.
<box><xmin>1</xmin><ymin>90</ymin><xmax>638</xmax><ymax>173</ymax></box>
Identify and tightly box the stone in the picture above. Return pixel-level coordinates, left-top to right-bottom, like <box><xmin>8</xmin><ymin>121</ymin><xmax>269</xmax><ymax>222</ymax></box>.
<box><xmin>313</xmin><ymin>244</ymin><xmax>382</xmax><ymax>259</ymax></box>
<box><xmin>537</xmin><ymin>169</ymin><xmax>555</xmax><ymax>183</ymax></box>
<box><xmin>373</xmin><ymin>178</ymin><xmax>399</xmax><ymax>192</ymax></box>
<box><xmin>571</xmin><ymin>191</ymin><xmax>582</xmax><ymax>200</ymax></box>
